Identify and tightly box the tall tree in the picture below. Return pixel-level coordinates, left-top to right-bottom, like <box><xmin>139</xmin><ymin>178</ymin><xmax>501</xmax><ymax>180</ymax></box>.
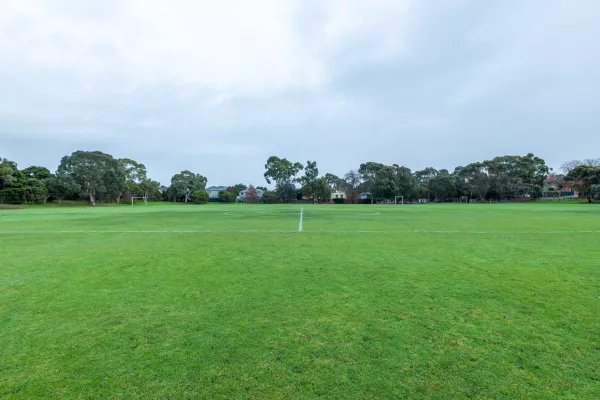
<box><xmin>24</xmin><ymin>178</ymin><xmax>47</xmax><ymax>203</ymax></box>
<box><xmin>583</xmin><ymin>158</ymin><xmax>600</xmax><ymax>166</ymax></box>
<box><xmin>561</xmin><ymin>160</ymin><xmax>583</xmax><ymax>174</ymax></box>
<box><xmin>565</xmin><ymin>165</ymin><xmax>600</xmax><ymax>203</ymax></box>
<box><xmin>299</xmin><ymin>161</ymin><xmax>319</xmax><ymax>202</ymax></box>
<box><xmin>429</xmin><ymin>170</ymin><xmax>456</xmax><ymax>202</ymax></box>
<box><xmin>230</xmin><ymin>184</ymin><xmax>247</xmax><ymax>197</ymax></box>
<box><xmin>515</xmin><ymin>153</ymin><xmax>549</xmax><ymax>197</ymax></box>
<box><xmin>21</xmin><ymin>166</ymin><xmax>52</xmax><ymax>181</ymax></box>
<box><xmin>277</xmin><ymin>180</ymin><xmax>297</xmax><ymax>203</ymax></box>
<box><xmin>43</xmin><ymin>174</ymin><xmax>76</xmax><ymax>203</ymax></box>
<box><xmin>392</xmin><ymin>165</ymin><xmax>416</xmax><ymax>201</ymax></box>
<box><xmin>461</xmin><ymin>162</ymin><xmax>490</xmax><ymax>201</ymax></box>
<box><xmin>57</xmin><ymin>151</ymin><xmax>118</xmax><ymax>206</ymax></box>
<box><xmin>312</xmin><ymin>177</ymin><xmax>332</xmax><ymax>203</ymax></box>
<box><xmin>414</xmin><ymin>167</ymin><xmax>439</xmax><ymax>202</ymax></box>
<box><xmin>264</xmin><ymin>157</ymin><xmax>304</xmax><ymax>186</ymax></box>
<box><xmin>138</xmin><ymin>179</ymin><xmax>161</xmax><ymax>200</ymax></box>
<box><xmin>373</xmin><ymin>165</ymin><xmax>398</xmax><ymax>201</ymax></box>
<box><xmin>452</xmin><ymin>166</ymin><xmax>470</xmax><ymax>201</ymax></box>
<box><xmin>359</xmin><ymin>162</ymin><xmax>384</xmax><ymax>204</ymax></box>
<box><xmin>115</xmin><ymin>158</ymin><xmax>148</xmax><ymax>202</ymax></box>
<box><xmin>0</xmin><ymin>157</ymin><xmax>26</xmax><ymax>204</ymax></box>
<box><xmin>170</xmin><ymin>171</ymin><xmax>207</xmax><ymax>203</ymax></box>
<box><xmin>324</xmin><ymin>173</ymin><xmax>345</xmax><ymax>192</ymax></box>
<box><xmin>344</xmin><ymin>170</ymin><xmax>362</xmax><ymax>204</ymax></box>
<box><xmin>589</xmin><ymin>184</ymin><xmax>600</xmax><ymax>200</ymax></box>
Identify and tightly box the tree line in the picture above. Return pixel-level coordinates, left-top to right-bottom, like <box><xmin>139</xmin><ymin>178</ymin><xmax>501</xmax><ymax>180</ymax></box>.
<box><xmin>1</xmin><ymin>151</ymin><xmax>599</xmax><ymax>205</ymax></box>
<box><xmin>0</xmin><ymin>151</ymin><xmax>162</xmax><ymax>205</ymax></box>
<box><xmin>262</xmin><ymin>154</ymin><xmax>556</xmax><ymax>204</ymax></box>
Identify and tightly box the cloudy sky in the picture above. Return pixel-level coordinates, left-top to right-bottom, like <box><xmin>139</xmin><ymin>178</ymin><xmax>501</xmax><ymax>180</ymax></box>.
<box><xmin>1</xmin><ymin>0</ymin><xmax>599</xmax><ymax>186</ymax></box>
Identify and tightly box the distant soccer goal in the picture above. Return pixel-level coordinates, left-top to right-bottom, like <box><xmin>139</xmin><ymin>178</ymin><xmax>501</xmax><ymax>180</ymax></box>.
<box><xmin>131</xmin><ymin>196</ymin><xmax>148</xmax><ymax>206</ymax></box>
<box><xmin>395</xmin><ymin>196</ymin><xmax>404</xmax><ymax>204</ymax></box>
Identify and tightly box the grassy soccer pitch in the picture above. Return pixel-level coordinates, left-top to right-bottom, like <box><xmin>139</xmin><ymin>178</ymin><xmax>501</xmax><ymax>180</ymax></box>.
<box><xmin>1</xmin><ymin>203</ymin><xmax>599</xmax><ymax>399</ymax></box>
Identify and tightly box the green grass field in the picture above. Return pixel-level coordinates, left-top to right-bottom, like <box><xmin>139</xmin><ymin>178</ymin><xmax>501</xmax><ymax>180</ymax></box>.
<box><xmin>1</xmin><ymin>203</ymin><xmax>599</xmax><ymax>399</ymax></box>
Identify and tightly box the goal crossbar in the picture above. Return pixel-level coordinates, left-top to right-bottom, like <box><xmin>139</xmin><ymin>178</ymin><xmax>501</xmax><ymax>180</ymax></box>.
<box><xmin>131</xmin><ymin>196</ymin><xmax>148</xmax><ymax>206</ymax></box>
<box><xmin>395</xmin><ymin>196</ymin><xmax>404</xmax><ymax>204</ymax></box>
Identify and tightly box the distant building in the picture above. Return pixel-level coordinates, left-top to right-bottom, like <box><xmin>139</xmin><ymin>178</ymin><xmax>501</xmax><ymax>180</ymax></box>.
<box><xmin>331</xmin><ymin>191</ymin><xmax>346</xmax><ymax>200</ymax></box>
<box><xmin>159</xmin><ymin>185</ymin><xmax>169</xmax><ymax>193</ymax></box>
<box><xmin>238</xmin><ymin>188</ymin><xmax>264</xmax><ymax>202</ymax></box>
<box><xmin>544</xmin><ymin>174</ymin><xmax>579</xmax><ymax>196</ymax></box>
<box><xmin>544</xmin><ymin>174</ymin><xmax>561</xmax><ymax>190</ymax></box>
<box><xmin>206</xmin><ymin>186</ymin><xmax>229</xmax><ymax>199</ymax></box>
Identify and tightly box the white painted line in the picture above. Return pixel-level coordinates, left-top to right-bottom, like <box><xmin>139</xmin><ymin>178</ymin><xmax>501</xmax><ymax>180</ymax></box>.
<box><xmin>0</xmin><ymin>230</ymin><xmax>295</xmax><ymax>234</ymax></box>
<box><xmin>1</xmin><ymin>230</ymin><xmax>600</xmax><ymax>234</ymax></box>
<box><xmin>298</xmin><ymin>207</ymin><xmax>303</xmax><ymax>232</ymax></box>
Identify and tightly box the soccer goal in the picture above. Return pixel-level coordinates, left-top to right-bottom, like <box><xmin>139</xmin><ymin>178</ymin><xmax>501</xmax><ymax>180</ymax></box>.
<box><xmin>395</xmin><ymin>196</ymin><xmax>404</xmax><ymax>204</ymax></box>
<box><xmin>131</xmin><ymin>196</ymin><xmax>148</xmax><ymax>206</ymax></box>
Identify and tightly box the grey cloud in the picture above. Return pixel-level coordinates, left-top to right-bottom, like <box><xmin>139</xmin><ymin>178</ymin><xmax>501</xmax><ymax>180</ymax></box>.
<box><xmin>1</xmin><ymin>0</ymin><xmax>599</xmax><ymax>187</ymax></box>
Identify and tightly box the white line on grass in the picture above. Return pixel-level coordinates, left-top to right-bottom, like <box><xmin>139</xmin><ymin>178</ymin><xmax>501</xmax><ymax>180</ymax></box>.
<box><xmin>299</xmin><ymin>207</ymin><xmax>303</xmax><ymax>232</ymax></box>
<box><xmin>1</xmin><ymin>230</ymin><xmax>600</xmax><ymax>234</ymax></box>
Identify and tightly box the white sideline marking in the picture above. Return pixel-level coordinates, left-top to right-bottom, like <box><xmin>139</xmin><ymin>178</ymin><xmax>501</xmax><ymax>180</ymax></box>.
<box><xmin>298</xmin><ymin>207</ymin><xmax>303</xmax><ymax>232</ymax></box>
<box><xmin>1</xmin><ymin>230</ymin><xmax>600</xmax><ymax>234</ymax></box>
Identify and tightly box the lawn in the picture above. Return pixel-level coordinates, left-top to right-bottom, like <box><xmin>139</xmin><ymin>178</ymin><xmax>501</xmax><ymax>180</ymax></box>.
<box><xmin>1</xmin><ymin>203</ymin><xmax>599</xmax><ymax>399</ymax></box>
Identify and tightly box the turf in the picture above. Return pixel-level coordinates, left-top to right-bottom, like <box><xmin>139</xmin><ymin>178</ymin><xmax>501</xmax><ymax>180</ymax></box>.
<box><xmin>1</xmin><ymin>203</ymin><xmax>599</xmax><ymax>399</ymax></box>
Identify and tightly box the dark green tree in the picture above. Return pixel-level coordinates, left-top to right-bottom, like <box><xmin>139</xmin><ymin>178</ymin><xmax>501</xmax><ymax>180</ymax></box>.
<box><xmin>0</xmin><ymin>157</ymin><xmax>26</xmax><ymax>204</ymax></box>
<box><xmin>359</xmin><ymin>162</ymin><xmax>384</xmax><ymax>204</ymax></box>
<box><xmin>264</xmin><ymin>156</ymin><xmax>304</xmax><ymax>186</ymax></box>
<box><xmin>192</xmin><ymin>190</ymin><xmax>209</xmax><ymax>204</ymax></box>
<box><xmin>344</xmin><ymin>170</ymin><xmax>362</xmax><ymax>204</ymax></box>
<box><xmin>298</xmin><ymin>161</ymin><xmax>319</xmax><ymax>201</ymax></box>
<box><xmin>414</xmin><ymin>167</ymin><xmax>439</xmax><ymax>201</ymax></box>
<box><xmin>393</xmin><ymin>165</ymin><xmax>417</xmax><ymax>201</ymax></box>
<box><xmin>57</xmin><ymin>151</ymin><xmax>119</xmax><ymax>206</ymax></box>
<box><xmin>324</xmin><ymin>173</ymin><xmax>345</xmax><ymax>192</ymax></box>
<box><xmin>170</xmin><ymin>171</ymin><xmax>207</xmax><ymax>203</ymax></box>
<box><xmin>429</xmin><ymin>171</ymin><xmax>456</xmax><ymax>202</ymax></box>
<box><xmin>312</xmin><ymin>177</ymin><xmax>332</xmax><ymax>203</ymax></box>
<box><xmin>565</xmin><ymin>165</ymin><xmax>600</xmax><ymax>203</ymax></box>
<box><xmin>218</xmin><ymin>190</ymin><xmax>236</xmax><ymax>203</ymax></box>
<box><xmin>277</xmin><ymin>180</ymin><xmax>297</xmax><ymax>203</ymax></box>
<box><xmin>22</xmin><ymin>166</ymin><xmax>52</xmax><ymax>181</ymax></box>
<box><xmin>24</xmin><ymin>178</ymin><xmax>48</xmax><ymax>203</ymax></box>
<box><xmin>230</xmin><ymin>184</ymin><xmax>247</xmax><ymax>197</ymax></box>
<box><xmin>261</xmin><ymin>190</ymin><xmax>280</xmax><ymax>204</ymax></box>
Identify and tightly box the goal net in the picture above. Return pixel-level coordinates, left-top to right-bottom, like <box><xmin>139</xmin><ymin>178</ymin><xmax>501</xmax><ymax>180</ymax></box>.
<box><xmin>131</xmin><ymin>196</ymin><xmax>148</xmax><ymax>206</ymax></box>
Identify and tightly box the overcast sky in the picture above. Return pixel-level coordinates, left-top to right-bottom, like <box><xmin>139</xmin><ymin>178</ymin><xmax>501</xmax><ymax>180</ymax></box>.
<box><xmin>1</xmin><ymin>0</ymin><xmax>599</xmax><ymax>187</ymax></box>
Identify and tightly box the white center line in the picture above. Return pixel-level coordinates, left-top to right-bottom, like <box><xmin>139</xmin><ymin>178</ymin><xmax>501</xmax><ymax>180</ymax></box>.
<box><xmin>298</xmin><ymin>207</ymin><xmax>304</xmax><ymax>232</ymax></box>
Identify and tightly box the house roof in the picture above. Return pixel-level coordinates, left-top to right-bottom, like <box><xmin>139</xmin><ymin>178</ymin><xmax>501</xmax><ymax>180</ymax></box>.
<box><xmin>206</xmin><ymin>186</ymin><xmax>228</xmax><ymax>191</ymax></box>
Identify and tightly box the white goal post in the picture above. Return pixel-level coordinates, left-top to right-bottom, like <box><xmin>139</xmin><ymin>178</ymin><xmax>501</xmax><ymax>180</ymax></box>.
<box><xmin>131</xmin><ymin>196</ymin><xmax>148</xmax><ymax>206</ymax></box>
<box><xmin>395</xmin><ymin>196</ymin><xmax>404</xmax><ymax>204</ymax></box>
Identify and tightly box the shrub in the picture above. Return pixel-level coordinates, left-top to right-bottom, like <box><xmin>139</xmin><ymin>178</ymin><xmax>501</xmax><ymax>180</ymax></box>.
<box><xmin>192</xmin><ymin>190</ymin><xmax>209</xmax><ymax>204</ymax></box>
<box><xmin>262</xmin><ymin>191</ymin><xmax>280</xmax><ymax>204</ymax></box>
<box><xmin>333</xmin><ymin>198</ymin><xmax>345</xmax><ymax>204</ymax></box>
<box><xmin>0</xmin><ymin>187</ymin><xmax>26</xmax><ymax>204</ymax></box>
<box><xmin>218</xmin><ymin>190</ymin><xmax>236</xmax><ymax>203</ymax></box>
